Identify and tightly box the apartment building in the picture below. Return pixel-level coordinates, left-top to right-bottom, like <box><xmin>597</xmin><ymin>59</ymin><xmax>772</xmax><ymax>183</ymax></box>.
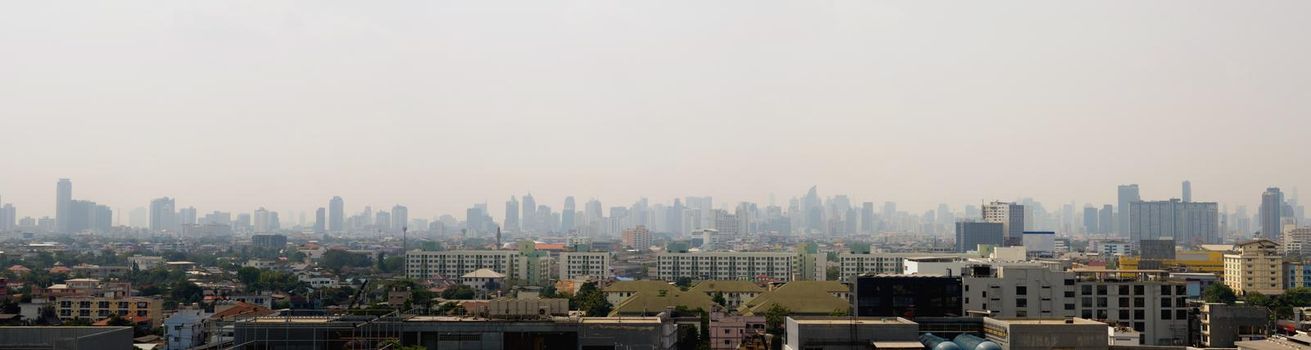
<box><xmin>1224</xmin><ymin>239</ymin><xmax>1284</xmax><ymax>295</ymax></box>
<box><xmin>1073</xmin><ymin>270</ymin><xmax>1189</xmax><ymax>346</ymax></box>
<box><xmin>54</xmin><ymin>295</ymin><xmax>163</xmax><ymax>327</ymax></box>
<box><xmin>961</xmin><ymin>263</ymin><xmax>1078</xmax><ymax>319</ymax></box>
<box><xmin>407</xmin><ymin>250</ymin><xmax>526</xmax><ymax>282</ymax></box>
<box><xmin>837</xmin><ymin>252</ymin><xmax>970</xmax><ymax>282</ymax></box>
<box><xmin>656</xmin><ymin>252</ymin><xmax>799</xmax><ymax>282</ymax></box>
<box><xmin>558</xmin><ymin>252</ymin><xmax>611</xmax><ymax>280</ymax></box>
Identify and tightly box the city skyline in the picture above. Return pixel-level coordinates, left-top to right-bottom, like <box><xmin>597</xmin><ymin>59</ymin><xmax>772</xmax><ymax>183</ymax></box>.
<box><xmin>3</xmin><ymin>1</ymin><xmax>1311</xmax><ymax>218</ymax></box>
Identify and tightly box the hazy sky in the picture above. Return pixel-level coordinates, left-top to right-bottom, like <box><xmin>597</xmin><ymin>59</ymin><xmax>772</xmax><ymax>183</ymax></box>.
<box><xmin>2</xmin><ymin>1</ymin><xmax>1309</xmax><ymax>219</ymax></box>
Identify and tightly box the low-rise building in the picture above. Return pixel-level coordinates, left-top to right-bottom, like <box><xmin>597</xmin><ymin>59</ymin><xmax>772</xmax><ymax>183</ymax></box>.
<box><xmin>983</xmin><ymin>318</ymin><xmax>1108</xmax><ymax>350</ymax></box>
<box><xmin>558</xmin><ymin>252</ymin><xmax>611</xmax><ymax>281</ymax></box>
<box><xmin>1198</xmin><ymin>302</ymin><xmax>1270</xmax><ymax>348</ymax></box>
<box><xmin>163</xmin><ymin>309</ymin><xmax>211</xmax><ymax>350</ymax></box>
<box><xmin>54</xmin><ymin>295</ymin><xmax>163</xmax><ymax>327</ymax></box>
<box><xmin>783</xmin><ymin>316</ymin><xmax>919</xmax><ymax>350</ymax></box>
<box><xmin>656</xmin><ymin>252</ymin><xmax>799</xmax><ymax>282</ymax></box>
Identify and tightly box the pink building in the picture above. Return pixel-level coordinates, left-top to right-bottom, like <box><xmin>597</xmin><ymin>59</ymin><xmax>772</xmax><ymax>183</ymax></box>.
<box><xmin>709</xmin><ymin>312</ymin><xmax>766</xmax><ymax>350</ymax></box>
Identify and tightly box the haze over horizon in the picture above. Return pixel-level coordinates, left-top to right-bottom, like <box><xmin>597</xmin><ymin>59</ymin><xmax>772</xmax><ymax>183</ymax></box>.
<box><xmin>3</xmin><ymin>0</ymin><xmax>1309</xmax><ymax>218</ymax></box>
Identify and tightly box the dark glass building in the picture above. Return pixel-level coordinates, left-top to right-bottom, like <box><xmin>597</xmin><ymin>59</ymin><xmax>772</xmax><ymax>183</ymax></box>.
<box><xmin>853</xmin><ymin>275</ymin><xmax>963</xmax><ymax>319</ymax></box>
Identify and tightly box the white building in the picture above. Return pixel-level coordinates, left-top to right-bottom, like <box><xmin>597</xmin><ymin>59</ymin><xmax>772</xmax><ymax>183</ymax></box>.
<box><xmin>129</xmin><ymin>256</ymin><xmax>165</xmax><ymax>270</ymax></box>
<box><xmin>698</xmin><ymin>229</ymin><xmax>720</xmax><ymax>252</ymax></box>
<box><xmin>657</xmin><ymin>252</ymin><xmax>798</xmax><ymax>282</ymax></box>
<box><xmin>838</xmin><ymin>252</ymin><xmax>971</xmax><ymax>282</ymax></box>
<box><xmin>461</xmin><ymin>268</ymin><xmax>506</xmax><ymax>291</ymax></box>
<box><xmin>558</xmin><ymin>252</ymin><xmax>611</xmax><ymax>280</ymax></box>
<box><xmin>164</xmin><ymin>309</ymin><xmax>211</xmax><ymax>350</ymax></box>
<box><xmin>961</xmin><ymin>263</ymin><xmax>1077</xmax><ymax>318</ymax></box>
<box><xmin>1283</xmin><ymin>226</ymin><xmax>1311</xmax><ymax>256</ymax></box>
<box><xmin>983</xmin><ymin>201</ymin><xmax>1025</xmax><ymax>244</ymax></box>
<box><xmin>1022</xmin><ymin>231</ymin><xmax>1056</xmax><ymax>256</ymax></box>
<box><xmin>903</xmin><ymin>257</ymin><xmax>971</xmax><ymax>276</ymax></box>
<box><xmin>407</xmin><ymin>250</ymin><xmax>525</xmax><ymax>281</ymax></box>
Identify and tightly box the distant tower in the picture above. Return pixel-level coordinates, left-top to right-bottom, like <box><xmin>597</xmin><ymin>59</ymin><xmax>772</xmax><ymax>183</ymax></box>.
<box><xmin>56</xmin><ymin>178</ymin><xmax>72</xmax><ymax>233</ymax></box>
<box><xmin>328</xmin><ymin>196</ymin><xmax>344</xmax><ymax>233</ymax></box>
<box><xmin>561</xmin><ymin>196</ymin><xmax>576</xmax><ymax>232</ymax></box>
<box><xmin>314</xmin><ymin>207</ymin><xmax>326</xmax><ymax>233</ymax></box>
<box><xmin>495</xmin><ymin>226</ymin><xmax>502</xmax><ymax>250</ymax></box>
<box><xmin>1262</xmin><ymin>188</ymin><xmax>1284</xmax><ymax>240</ymax></box>
<box><xmin>1117</xmin><ymin>184</ymin><xmax>1141</xmax><ymax>236</ymax></box>
<box><xmin>1182</xmin><ymin>181</ymin><xmax>1192</xmax><ymax>202</ymax></box>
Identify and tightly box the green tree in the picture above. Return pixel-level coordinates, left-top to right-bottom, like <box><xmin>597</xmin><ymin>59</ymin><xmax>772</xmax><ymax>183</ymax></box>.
<box><xmin>570</xmin><ymin>282</ymin><xmax>613</xmax><ymax>316</ymax></box>
<box><xmin>763</xmin><ymin>304</ymin><xmax>790</xmax><ymax>336</ymax></box>
<box><xmin>1282</xmin><ymin>287</ymin><xmax>1311</xmax><ymax>307</ymax></box>
<box><xmin>1245</xmin><ymin>291</ymin><xmax>1273</xmax><ymax>307</ymax></box>
<box><xmin>441</xmin><ymin>285</ymin><xmax>476</xmax><ymax>300</ymax></box>
<box><xmin>1202</xmin><ymin>283</ymin><xmax>1237</xmax><ymax>304</ymax></box>
<box><xmin>321</xmin><ymin>250</ymin><xmax>372</xmax><ymax>273</ymax></box>
<box><xmin>170</xmin><ymin>281</ymin><xmax>204</xmax><ymax>304</ymax></box>
<box><xmin>381</xmin><ymin>256</ymin><xmax>406</xmax><ymax>273</ymax></box>
<box><xmin>237</xmin><ymin>267</ymin><xmax>261</xmax><ymax>286</ymax></box>
<box><xmin>712</xmin><ymin>292</ymin><xmax>727</xmax><ymax>307</ymax></box>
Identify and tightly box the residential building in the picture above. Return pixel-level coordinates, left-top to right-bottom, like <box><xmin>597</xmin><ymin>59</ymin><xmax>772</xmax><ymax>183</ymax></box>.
<box><xmin>837</xmin><ymin>252</ymin><xmax>970</xmax><ymax>282</ymax></box>
<box><xmin>461</xmin><ymin>268</ymin><xmax>505</xmax><ymax>291</ymax></box>
<box><xmin>1198</xmin><ymin>302</ymin><xmax>1270</xmax><ymax>348</ymax></box>
<box><xmin>1128</xmin><ymin>199</ymin><xmax>1219</xmax><ymax>245</ymax></box>
<box><xmin>983</xmin><ymin>201</ymin><xmax>1025</xmax><ymax>245</ymax></box>
<box><xmin>407</xmin><ymin>250</ymin><xmax>526</xmax><ymax>283</ymax></box>
<box><xmin>656</xmin><ymin>252</ymin><xmax>799</xmax><ymax>282</ymax></box>
<box><xmin>710</xmin><ymin>312</ymin><xmax>765</xmax><ymax>350</ymax></box>
<box><xmin>1285</xmin><ymin>226</ymin><xmax>1311</xmax><ymax>257</ymax></box>
<box><xmin>54</xmin><ymin>295</ymin><xmax>163</xmax><ymax>327</ymax></box>
<box><xmin>1119</xmin><ymin>184</ymin><xmax>1141</xmax><ymax>236</ymax></box>
<box><xmin>1224</xmin><ymin>239</ymin><xmax>1284</xmax><ymax>295</ymax></box>
<box><xmin>983</xmin><ymin>318</ymin><xmax>1109</xmax><ymax>350</ymax></box>
<box><xmin>164</xmin><ymin>309</ymin><xmax>211</xmax><ymax>350</ymax></box>
<box><xmin>1263</xmin><ymin>188</ymin><xmax>1284</xmax><ymax>241</ymax></box>
<box><xmin>622</xmin><ymin>225</ymin><xmax>653</xmax><ymax>250</ymax></box>
<box><xmin>558</xmin><ymin>252</ymin><xmax>611</xmax><ymax>280</ymax></box>
<box><xmin>1072</xmin><ymin>270</ymin><xmax>1188</xmax><ymax>346</ymax></box>
<box><xmin>961</xmin><ymin>263</ymin><xmax>1077</xmax><ymax>319</ymax></box>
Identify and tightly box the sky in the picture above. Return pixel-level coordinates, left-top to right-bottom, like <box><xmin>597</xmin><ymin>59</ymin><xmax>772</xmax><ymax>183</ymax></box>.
<box><xmin>1</xmin><ymin>1</ymin><xmax>1309</xmax><ymax>220</ymax></box>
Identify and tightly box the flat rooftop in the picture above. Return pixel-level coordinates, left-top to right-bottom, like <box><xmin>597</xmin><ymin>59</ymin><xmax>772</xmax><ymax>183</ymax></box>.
<box><xmin>989</xmin><ymin>318</ymin><xmax>1104</xmax><ymax>326</ymax></box>
<box><xmin>790</xmin><ymin>317</ymin><xmax>916</xmax><ymax>325</ymax></box>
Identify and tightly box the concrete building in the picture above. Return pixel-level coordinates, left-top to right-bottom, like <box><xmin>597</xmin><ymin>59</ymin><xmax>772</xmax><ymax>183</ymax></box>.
<box><xmin>961</xmin><ymin>263</ymin><xmax>1077</xmax><ymax>319</ymax></box>
<box><xmin>460</xmin><ymin>268</ymin><xmax>505</xmax><ymax>291</ymax></box>
<box><xmin>784</xmin><ymin>316</ymin><xmax>919</xmax><ymax>350</ymax></box>
<box><xmin>1224</xmin><ymin>239</ymin><xmax>1284</xmax><ymax>295</ymax></box>
<box><xmin>1198</xmin><ymin>302</ymin><xmax>1270</xmax><ymax>348</ymax></box>
<box><xmin>656</xmin><ymin>251</ymin><xmax>799</xmax><ymax>282</ymax></box>
<box><xmin>1118</xmin><ymin>184</ymin><xmax>1141</xmax><ymax>237</ymax></box>
<box><xmin>622</xmin><ymin>225</ymin><xmax>652</xmax><ymax>250</ymax></box>
<box><xmin>1285</xmin><ymin>226</ymin><xmax>1311</xmax><ymax>257</ymax></box>
<box><xmin>710</xmin><ymin>312</ymin><xmax>765</xmax><ymax>350</ymax></box>
<box><xmin>1262</xmin><ymin>187</ymin><xmax>1285</xmax><ymax>241</ymax></box>
<box><xmin>983</xmin><ymin>318</ymin><xmax>1108</xmax><ymax>350</ymax></box>
<box><xmin>0</xmin><ymin>326</ymin><xmax>132</xmax><ymax>350</ymax></box>
<box><xmin>983</xmin><ymin>201</ymin><xmax>1025</xmax><ymax>245</ymax></box>
<box><xmin>1072</xmin><ymin>270</ymin><xmax>1188</xmax><ymax>346</ymax></box>
<box><xmin>837</xmin><ymin>252</ymin><xmax>970</xmax><ymax>282</ymax></box>
<box><xmin>233</xmin><ymin>315</ymin><xmax>678</xmax><ymax>350</ymax></box>
<box><xmin>956</xmin><ymin>221</ymin><xmax>1004</xmax><ymax>253</ymax></box>
<box><xmin>853</xmin><ymin>275</ymin><xmax>963</xmax><ymax>317</ymax></box>
<box><xmin>1128</xmin><ymin>199</ymin><xmax>1219</xmax><ymax>245</ymax></box>
<box><xmin>164</xmin><ymin>309</ymin><xmax>211</xmax><ymax>350</ymax></box>
<box><xmin>558</xmin><ymin>252</ymin><xmax>611</xmax><ymax>280</ymax></box>
<box><xmin>903</xmin><ymin>257</ymin><xmax>970</xmax><ymax>276</ymax></box>
<box><xmin>1021</xmin><ymin>231</ymin><xmax>1055</xmax><ymax>256</ymax></box>
<box><xmin>54</xmin><ymin>295</ymin><xmax>163</xmax><ymax>327</ymax></box>
<box><xmin>407</xmin><ymin>250</ymin><xmax>539</xmax><ymax>284</ymax></box>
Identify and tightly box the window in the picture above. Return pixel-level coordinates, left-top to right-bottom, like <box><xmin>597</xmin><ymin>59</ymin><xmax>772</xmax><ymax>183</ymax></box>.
<box><xmin>1176</xmin><ymin>310</ymin><xmax>1188</xmax><ymax>320</ymax></box>
<box><xmin>1016</xmin><ymin>286</ymin><xmax>1027</xmax><ymax>296</ymax></box>
<box><xmin>1134</xmin><ymin>310</ymin><xmax>1144</xmax><ymax>320</ymax></box>
<box><xmin>1134</xmin><ymin>285</ymin><xmax>1144</xmax><ymax>295</ymax></box>
<box><xmin>1134</xmin><ymin>298</ymin><xmax>1144</xmax><ymax>308</ymax></box>
<box><xmin>1161</xmin><ymin>310</ymin><xmax>1172</xmax><ymax>320</ymax></box>
<box><xmin>1065</xmin><ymin>279</ymin><xmax>1075</xmax><ymax>286</ymax></box>
<box><xmin>1082</xmin><ymin>285</ymin><xmax>1093</xmax><ymax>295</ymax></box>
<box><xmin>1161</xmin><ymin>285</ymin><xmax>1172</xmax><ymax>295</ymax></box>
<box><xmin>1017</xmin><ymin>299</ymin><xmax>1028</xmax><ymax>307</ymax></box>
<box><xmin>1064</xmin><ymin>291</ymin><xmax>1075</xmax><ymax>298</ymax></box>
<box><xmin>1118</xmin><ymin>285</ymin><xmax>1130</xmax><ymax>295</ymax></box>
<box><xmin>1161</xmin><ymin>298</ymin><xmax>1172</xmax><ymax>307</ymax></box>
<box><xmin>1065</xmin><ymin>303</ymin><xmax>1075</xmax><ymax>310</ymax></box>
<box><xmin>1119</xmin><ymin>310</ymin><xmax>1129</xmax><ymax>319</ymax></box>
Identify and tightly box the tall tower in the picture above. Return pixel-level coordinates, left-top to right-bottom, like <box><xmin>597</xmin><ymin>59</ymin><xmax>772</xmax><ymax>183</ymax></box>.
<box><xmin>1262</xmin><ymin>187</ymin><xmax>1284</xmax><ymax>240</ymax></box>
<box><xmin>56</xmin><ymin>178</ymin><xmax>72</xmax><ymax>233</ymax></box>
<box><xmin>505</xmin><ymin>196</ymin><xmax>520</xmax><ymax>233</ymax></box>
<box><xmin>1117</xmin><ymin>184</ymin><xmax>1141</xmax><ymax>237</ymax></box>
<box><xmin>149</xmin><ymin>197</ymin><xmax>176</xmax><ymax>232</ymax></box>
<box><xmin>328</xmin><ymin>196</ymin><xmax>344</xmax><ymax>233</ymax></box>
<box><xmin>314</xmin><ymin>207</ymin><xmax>326</xmax><ymax>233</ymax></box>
<box><xmin>982</xmin><ymin>201</ymin><xmax>1025</xmax><ymax>245</ymax></box>
<box><xmin>561</xmin><ymin>196</ymin><xmax>576</xmax><ymax>232</ymax></box>
<box><xmin>1182</xmin><ymin>181</ymin><xmax>1192</xmax><ymax>203</ymax></box>
<box><xmin>521</xmin><ymin>193</ymin><xmax>536</xmax><ymax>233</ymax></box>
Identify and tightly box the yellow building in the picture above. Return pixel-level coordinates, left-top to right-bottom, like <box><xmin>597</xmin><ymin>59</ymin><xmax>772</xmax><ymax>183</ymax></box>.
<box><xmin>1119</xmin><ymin>250</ymin><xmax>1225</xmax><ymax>274</ymax></box>
<box><xmin>1224</xmin><ymin>239</ymin><xmax>1284</xmax><ymax>295</ymax></box>
<box><xmin>55</xmin><ymin>295</ymin><xmax>163</xmax><ymax>327</ymax></box>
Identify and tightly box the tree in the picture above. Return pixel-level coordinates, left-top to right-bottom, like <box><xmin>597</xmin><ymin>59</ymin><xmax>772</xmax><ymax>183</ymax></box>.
<box><xmin>170</xmin><ymin>281</ymin><xmax>204</xmax><ymax>304</ymax></box>
<box><xmin>1282</xmin><ymin>287</ymin><xmax>1311</xmax><ymax>307</ymax></box>
<box><xmin>570</xmin><ymin>282</ymin><xmax>613</xmax><ymax>316</ymax></box>
<box><xmin>381</xmin><ymin>256</ymin><xmax>406</xmax><ymax>273</ymax></box>
<box><xmin>237</xmin><ymin>267</ymin><xmax>262</xmax><ymax>286</ymax></box>
<box><xmin>1245</xmin><ymin>291</ymin><xmax>1273</xmax><ymax>307</ymax></box>
<box><xmin>763</xmin><ymin>304</ymin><xmax>790</xmax><ymax>336</ymax></box>
<box><xmin>320</xmin><ymin>250</ymin><xmax>371</xmax><ymax>273</ymax></box>
<box><xmin>712</xmin><ymin>292</ymin><xmax>727</xmax><ymax>307</ymax></box>
<box><xmin>1202</xmin><ymin>283</ymin><xmax>1237</xmax><ymax>304</ymax></box>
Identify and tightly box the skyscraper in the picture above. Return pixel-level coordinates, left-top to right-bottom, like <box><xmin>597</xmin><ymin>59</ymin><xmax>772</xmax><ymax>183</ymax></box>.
<box><xmin>314</xmin><ymin>207</ymin><xmax>326</xmax><ymax>233</ymax></box>
<box><xmin>561</xmin><ymin>196</ymin><xmax>576</xmax><ymax>232</ymax></box>
<box><xmin>1182</xmin><ymin>180</ymin><xmax>1192</xmax><ymax>202</ymax></box>
<box><xmin>861</xmin><ymin>202</ymin><xmax>875</xmax><ymax>233</ymax></box>
<box><xmin>1117</xmin><ymin>184</ymin><xmax>1140</xmax><ymax>236</ymax></box>
<box><xmin>1128</xmin><ymin>199</ymin><xmax>1219</xmax><ymax>245</ymax></box>
<box><xmin>149</xmin><ymin>197</ymin><xmax>177</xmax><ymax>232</ymax></box>
<box><xmin>328</xmin><ymin>196</ymin><xmax>344</xmax><ymax>233</ymax></box>
<box><xmin>391</xmin><ymin>205</ymin><xmax>408</xmax><ymax>233</ymax></box>
<box><xmin>982</xmin><ymin>201</ymin><xmax>1024</xmax><ymax>245</ymax></box>
<box><xmin>56</xmin><ymin>178</ymin><xmax>72</xmax><ymax>233</ymax></box>
<box><xmin>1262</xmin><ymin>187</ymin><xmax>1284</xmax><ymax>240</ymax></box>
<box><xmin>1099</xmin><ymin>205</ymin><xmax>1114</xmax><ymax>235</ymax></box>
<box><xmin>1083</xmin><ymin>206</ymin><xmax>1099</xmax><ymax>234</ymax></box>
<box><xmin>522</xmin><ymin>193</ymin><xmax>536</xmax><ymax>233</ymax></box>
<box><xmin>505</xmin><ymin>196</ymin><xmax>520</xmax><ymax>233</ymax></box>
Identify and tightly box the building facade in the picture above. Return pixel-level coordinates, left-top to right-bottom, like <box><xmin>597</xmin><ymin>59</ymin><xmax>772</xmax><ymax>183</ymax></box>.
<box><xmin>1224</xmin><ymin>239</ymin><xmax>1284</xmax><ymax>295</ymax></box>
<box><xmin>656</xmin><ymin>252</ymin><xmax>799</xmax><ymax>282</ymax></box>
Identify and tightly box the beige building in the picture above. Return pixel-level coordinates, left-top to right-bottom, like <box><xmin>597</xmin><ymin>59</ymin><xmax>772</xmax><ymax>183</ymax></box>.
<box><xmin>1224</xmin><ymin>239</ymin><xmax>1284</xmax><ymax>295</ymax></box>
<box><xmin>55</xmin><ymin>295</ymin><xmax>163</xmax><ymax>327</ymax></box>
<box><xmin>558</xmin><ymin>252</ymin><xmax>611</xmax><ymax>281</ymax></box>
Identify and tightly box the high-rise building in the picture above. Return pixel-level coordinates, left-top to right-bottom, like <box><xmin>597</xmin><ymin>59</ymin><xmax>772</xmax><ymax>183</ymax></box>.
<box><xmin>1118</xmin><ymin>184</ymin><xmax>1141</xmax><ymax>236</ymax></box>
<box><xmin>622</xmin><ymin>225</ymin><xmax>652</xmax><ymax>250</ymax></box>
<box><xmin>56</xmin><ymin>178</ymin><xmax>72</xmax><ymax>233</ymax></box>
<box><xmin>1262</xmin><ymin>188</ymin><xmax>1284</xmax><ymax>240</ymax></box>
<box><xmin>178</xmin><ymin>207</ymin><xmax>197</xmax><ymax>226</ymax></box>
<box><xmin>253</xmin><ymin>207</ymin><xmax>272</xmax><ymax>233</ymax></box>
<box><xmin>955</xmin><ymin>221</ymin><xmax>1004</xmax><ymax>252</ymax></box>
<box><xmin>1099</xmin><ymin>205</ymin><xmax>1114</xmax><ymax>235</ymax></box>
<box><xmin>505</xmin><ymin>196</ymin><xmax>520</xmax><ymax>233</ymax></box>
<box><xmin>391</xmin><ymin>205</ymin><xmax>408</xmax><ymax>233</ymax></box>
<box><xmin>521</xmin><ymin>193</ymin><xmax>536</xmax><ymax>233</ymax></box>
<box><xmin>861</xmin><ymin>202</ymin><xmax>875</xmax><ymax>233</ymax></box>
<box><xmin>149</xmin><ymin>197</ymin><xmax>177</xmax><ymax>232</ymax></box>
<box><xmin>1182</xmin><ymin>181</ymin><xmax>1192</xmax><ymax>202</ymax></box>
<box><xmin>982</xmin><ymin>201</ymin><xmax>1024</xmax><ymax>245</ymax></box>
<box><xmin>561</xmin><ymin>196</ymin><xmax>576</xmax><ymax>232</ymax></box>
<box><xmin>1083</xmin><ymin>206</ymin><xmax>1099</xmax><ymax>234</ymax></box>
<box><xmin>314</xmin><ymin>207</ymin><xmax>326</xmax><ymax>233</ymax></box>
<box><xmin>1128</xmin><ymin>199</ymin><xmax>1220</xmax><ymax>245</ymax></box>
<box><xmin>328</xmin><ymin>196</ymin><xmax>344</xmax><ymax>233</ymax></box>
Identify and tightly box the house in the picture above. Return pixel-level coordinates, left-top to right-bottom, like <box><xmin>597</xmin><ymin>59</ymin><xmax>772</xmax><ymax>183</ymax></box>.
<box><xmin>163</xmin><ymin>309</ymin><xmax>210</xmax><ymax>350</ymax></box>
<box><xmin>461</xmin><ymin>269</ymin><xmax>505</xmax><ymax>291</ymax></box>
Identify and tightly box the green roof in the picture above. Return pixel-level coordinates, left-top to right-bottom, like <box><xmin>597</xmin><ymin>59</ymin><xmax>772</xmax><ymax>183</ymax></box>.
<box><xmin>609</xmin><ymin>289</ymin><xmax>715</xmax><ymax>316</ymax></box>
<box><xmin>603</xmin><ymin>280</ymin><xmax>677</xmax><ymax>294</ymax></box>
<box><xmin>738</xmin><ymin>281</ymin><xmax>850</xmax><ymax>316</ymax></box>
<box><xmin>689</xmin><ymin>280</ymin><xmax>765</xmax><ymax>294</ymax></box>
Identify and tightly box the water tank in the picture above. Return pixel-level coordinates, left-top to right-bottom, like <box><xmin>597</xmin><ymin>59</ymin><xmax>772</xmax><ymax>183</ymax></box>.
<box><xmin>919</xmin><ymin>334</ymin><xmax>962</xmax><ymax>350</ymax></box>
<box><xmin>953</xmin><ymin>334</ymin><xmax>1002</xmax><ymax>350</ymax></box>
